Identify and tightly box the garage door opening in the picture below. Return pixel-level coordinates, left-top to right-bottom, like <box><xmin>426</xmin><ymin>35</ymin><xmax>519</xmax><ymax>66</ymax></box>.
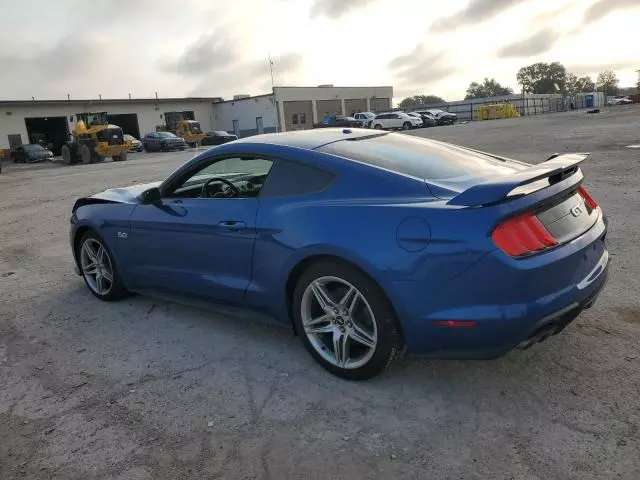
<box><xmin>107</xmin><ymin>113</ymin><xmax>140</xmax><ymax>139</ymax></box>
<box><xmin>24</xmin><ymin>117</ymin><xmax>69</xmax><ymax>156</ymax></box>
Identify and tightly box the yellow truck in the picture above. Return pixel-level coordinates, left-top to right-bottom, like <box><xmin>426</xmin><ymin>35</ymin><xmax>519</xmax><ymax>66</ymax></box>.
<box><xmin>61</xmin><ymin>112</ymin><xmax>131</xmax><ymax>165</ymax></box>
<box><xmin>474</xmin><ymin>103</ymin><xmax>520</xmax><ymax>121</ymax></box>
<box><xmin>157</xmin><ymin>112</ymin><xmax>206</xmax><ymax>147</ymax></box>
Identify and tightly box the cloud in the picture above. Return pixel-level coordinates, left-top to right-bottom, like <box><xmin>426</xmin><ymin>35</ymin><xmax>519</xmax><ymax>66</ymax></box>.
<box><xmin>566</xmin><ymin>60</ymin><xmax>638</xmax><ymax>76</ymax></box>
<box><xmin>431</xmin><ymin>0</ymin><xmax>524</xmax><ymax>32</ymax></box>
<box><xmin>0</xmin><ymin>35</ymin><xmax>130</xmax><ymax>98</ymax></box>
<box><xmin>388</xmin><ymin>45</ymin><xmax>458</xmax><ymax>91</ymax></box>
<box><xmin>188</xmin><ymin>53</ymin><xmax>304</xmax><ymax>97</ymax></box>
<box><xmin>582</xmin><ymin>0</ymin><xmax>640</xmax><ymax>25</ymax></box>
<box><xmin>310</xmin><ymin>0</ymin><xmax>378</xmax><ymax>19</ymax></box>
<box><xmin>497</xmin><ymin>28</ymin><xmax>558</xmax><ymax>58</ymax></box>
<box><xmin>162</xmin><ymin>32</ymin><xmax>235</xmax><ymax>75</ymax></box>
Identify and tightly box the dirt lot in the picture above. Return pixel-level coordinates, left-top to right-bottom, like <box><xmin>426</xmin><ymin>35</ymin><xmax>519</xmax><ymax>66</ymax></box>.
<box><xmin>1</xmin><ymin>106</ymin><xmax>639</xmax><ymax>479</ymax></box>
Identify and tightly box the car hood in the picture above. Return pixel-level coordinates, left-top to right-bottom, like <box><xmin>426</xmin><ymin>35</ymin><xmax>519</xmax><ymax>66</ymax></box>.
<box><xmin>73</xmin><ymin>181</ymin><xmax>162</xmax><ymax>213</ymax></box>
<box><xmin>91</xmin><ymin>181</ymin><xmax>161</xmax><ymax>203</ymax></box>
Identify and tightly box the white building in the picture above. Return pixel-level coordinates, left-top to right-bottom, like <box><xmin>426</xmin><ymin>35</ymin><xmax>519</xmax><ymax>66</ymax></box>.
<box><xmin>0</xmin><ymin>97</ymin><xmax>221</xmax><ymax>155</ymax></box>
<box><xmin>0</xmin><ymin>85</ymin><xmax>393</xmax><ymax>156</ymax></box>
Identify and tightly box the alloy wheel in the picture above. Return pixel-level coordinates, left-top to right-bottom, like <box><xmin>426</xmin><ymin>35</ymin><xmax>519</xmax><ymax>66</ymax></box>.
<box><xmin>80</xmin><ymin>238</ymin><xmax>113</xmax><ymax>296</ymax></box>
<box><xmin>300</xmin><ymin>276</ymin><xmax>378</xmax><ymax>369</ymax></box>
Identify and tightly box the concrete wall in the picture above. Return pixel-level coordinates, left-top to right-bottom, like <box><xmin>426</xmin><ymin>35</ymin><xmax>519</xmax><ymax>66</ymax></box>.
<box><xmin>211</xmin><ymin>95</ymin><xmax>279</xmax><ymax>137</ymax></box>
<box><xmin>273</xmin><ymin>86</ymin><xmax>393</xmax><ymax>130</ymax></box>
<box><xmin>344</xmin><ymin>99</ymin><xmax>367</xmax><ymax>115</ymax></box>
<box><xmin>0</xmin><ymin>99</ymin><xmax>216</xmax><ymax>149</ymax></box>
<box><xmin>316</xmin><ymin>99</ymin><xmax>342</xmax><ymax>117</ymax></box>
<box><xmin>282</xmin><ymin>101</ymin><xmax>313</xmax><ymax>131</ymax></box>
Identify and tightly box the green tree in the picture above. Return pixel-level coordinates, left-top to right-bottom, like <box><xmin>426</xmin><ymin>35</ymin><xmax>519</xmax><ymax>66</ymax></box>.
<box><xmin>464</xmin><ymin>78</ymin><xmax>513</xmax><ymax>99</ymax></box>
<box><xmin>597</xmin><ymin>70</ymin><xmax>619</xmax><ymax>96</ymax></box>
<box><xmin>566</xmin><ymin>73</ymin><xmax>595</xmax><ymax>94</ymax></box>
<box><xmin>398</xmin><ymin>95</ymin><xmax>445</xmax><ymax>108</ymax></box>
<box><xmin>517</xmin><ymin>62</ymin><xmax>567</xmax><ymax>94</ymax></box>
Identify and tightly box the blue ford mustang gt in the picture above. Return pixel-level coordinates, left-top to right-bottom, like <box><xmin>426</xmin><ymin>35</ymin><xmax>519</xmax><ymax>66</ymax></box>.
<box><xmin>70</xmin><ymin>129</ymin><xmax>609</xmax><ymax>380</ymax></box>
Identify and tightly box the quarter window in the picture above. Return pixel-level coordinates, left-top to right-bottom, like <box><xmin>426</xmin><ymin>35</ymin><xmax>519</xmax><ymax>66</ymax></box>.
<box><xmin>260</xmin><ymin>159</ymin><xmax>334</xmax><ymax>197</ymax></box>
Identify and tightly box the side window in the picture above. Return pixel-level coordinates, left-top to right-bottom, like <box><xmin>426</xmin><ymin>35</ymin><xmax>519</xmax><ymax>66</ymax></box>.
<box><xmin>292</xmin><ymin>114</ymin><xmax>298</xmax><ymax>125</ymax></box>
<box><xmin>261</xmin><ymin>159</ymin><xmax>334</xmax><ymax>198</ymax></box>
<box><xmin>165</xmin><ymin>157</ymin><xmax>274</xmax><ymax>199</ymax></box>
<box><xmin>300</xmin><ymin>113</ymin><xmax>306</xmax><ymax>124</ymax></box>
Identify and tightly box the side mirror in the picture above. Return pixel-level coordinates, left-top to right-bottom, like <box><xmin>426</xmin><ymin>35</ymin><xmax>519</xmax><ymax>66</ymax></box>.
<box><xmin>139</xmin><ymin>187</ymin><xmax>161</xmax><ymax>205</ymax></box>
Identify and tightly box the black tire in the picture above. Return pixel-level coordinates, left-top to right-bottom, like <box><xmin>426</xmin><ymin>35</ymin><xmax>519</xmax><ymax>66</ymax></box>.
<box><xmin>61</xmin><ymin>144</ymin><xmax>73</xmax><ymax>165</ymax></box>
<box><xmin>77</xmin><ymin>230</ymin><xmax>129</xmax><ymax>301</ymax></box>
<box><xmin>79</xmin><ymin>144</ymin><xmax>93</xmax><ymax>164</ymax></box>
<box><xmin>292</xmin><ymin>259</ymin><xmax>404</xmax><ymax>380</ymax></box>
<box><xmin>402</xmin><ymin>122</ymin><xmax>411</xmax><ymax>130</ymax></box>
<box><xmin>373</xmin><ymin>124</ymin><xmax>382</xmax><ymax>130</ymax></box>
<box><xmin>113</xmin><ymin>151</ymin><xmax>128</xmax><ymax>162</ymax></box>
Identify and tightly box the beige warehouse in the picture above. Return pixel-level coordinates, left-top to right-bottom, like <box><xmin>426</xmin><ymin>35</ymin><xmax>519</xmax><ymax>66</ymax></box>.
<box><xmin>273</xmin><ymin>86</ymin><xmax>393</xmax><ymax>132</ymax></box>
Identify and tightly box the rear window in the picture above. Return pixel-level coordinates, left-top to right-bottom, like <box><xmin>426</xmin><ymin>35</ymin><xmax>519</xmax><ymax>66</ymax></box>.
<box><xmin>317</xmin><ymin>133</ymin><xmax>517</xmax><ymax>180</ymax></box>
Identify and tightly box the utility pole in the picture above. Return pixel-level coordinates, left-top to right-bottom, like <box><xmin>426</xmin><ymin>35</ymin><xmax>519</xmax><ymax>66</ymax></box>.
<box><xmin>269</xmin><ymin>53</ymin><xmax>275</xmax><ymax>89</ymax></box>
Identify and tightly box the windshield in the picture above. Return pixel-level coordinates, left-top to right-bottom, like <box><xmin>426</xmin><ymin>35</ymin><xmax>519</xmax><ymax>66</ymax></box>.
<box><xmin>212</xmin><ymin>131</ymin><xmax>231</xmax><ymax>136</ymax></box>
<box><xmin>124</xmin><ymin>134</ymin><xmax>136</xmax><ymax>141</ymax></box>
<box><xmin>158</xmin><ymin>132</ymin><xmax>177</xmax><ymax>138</ymax></box>
<box><xmin>23</xmin><ymin>144</ymin><xmax>45</xmax><ymax>152</ymax></box>
<box><xmin>318</xmin><ymin>133</ymin><xmax>517</xmax><ymax>181</ymax></box>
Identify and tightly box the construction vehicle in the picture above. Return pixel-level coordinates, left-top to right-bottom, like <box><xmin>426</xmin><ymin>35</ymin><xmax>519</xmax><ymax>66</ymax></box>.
<box><xmin>156</xmin><ymin>111</ymin><xmax>206</xmax><ymax>147</ymax></box>
<box><xmin>61</xmin><ymin>112</ymin><xmax>131</xmax><ymax>165</ymax></box>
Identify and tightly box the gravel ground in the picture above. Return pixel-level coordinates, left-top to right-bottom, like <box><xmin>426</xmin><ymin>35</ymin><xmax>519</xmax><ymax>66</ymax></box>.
<box><xmin>1</xmin><ymin>106</ymin><xmax>639</xmax><ymax>479</ymax></box>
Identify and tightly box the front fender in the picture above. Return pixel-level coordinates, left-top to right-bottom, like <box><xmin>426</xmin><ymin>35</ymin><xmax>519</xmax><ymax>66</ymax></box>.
<box><xmin>70</xmin><ymin>203</ymin><xmax>136</xmax><ymax>283</ymax></box>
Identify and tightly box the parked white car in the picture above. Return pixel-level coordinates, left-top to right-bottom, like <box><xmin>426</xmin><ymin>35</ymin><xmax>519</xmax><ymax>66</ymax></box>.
<box><xmin>370</xmin><ymin>112</ymin><xmax>422</xmax><ymax>130</ymax></box>
<box><xmin>607</xmin><ymin>96</ymin><xmax>633</xmax><ymax>106</ymax></box>
<box><xmin>353</xmin><ymin>112</ymin><xmax>376</xmax><ymax>127</ymax></box>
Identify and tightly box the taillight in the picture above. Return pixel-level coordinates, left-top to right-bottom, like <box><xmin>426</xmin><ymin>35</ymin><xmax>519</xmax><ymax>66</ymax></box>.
<box><xmin>492</xmin><ymin>211</ymin><xmax>558</xmax><ymax>257</ymax></box>
<box><xmin>578</xmin><ymin>185</ymin><xmax>598</xmax><ymax>210</ymax></box>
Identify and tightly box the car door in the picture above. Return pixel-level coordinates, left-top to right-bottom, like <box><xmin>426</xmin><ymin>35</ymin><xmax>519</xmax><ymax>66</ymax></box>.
<box><xmin>127</xmin><ymin>155</ymin><xmax>274</xmax><ymax>304</ymax></box>
<box><xmin>389</xmin><ymin>114</ymin><xmax>402</xmax><ymax>129</ymax></box>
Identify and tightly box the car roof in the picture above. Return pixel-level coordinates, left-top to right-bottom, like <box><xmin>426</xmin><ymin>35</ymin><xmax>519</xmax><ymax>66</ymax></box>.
<box><xmin>232</xmin><ymin>128</ymin><xmax>383</xmax><ymax>150</ymax></box>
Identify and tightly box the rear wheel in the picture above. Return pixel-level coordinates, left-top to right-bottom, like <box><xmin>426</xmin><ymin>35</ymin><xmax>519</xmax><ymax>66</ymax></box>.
<box><xmin>373</xmin><ymin>124</ymin><xmax>382</xmax><ymax>130</ymax></box>
<box><xmin>78</xmin><ymin>231</ymin><xmax>129</xmax><ymax>301</ymax></box>
<box><xmin>61</xmin><ymin>144</ymin><xmax>73</xmax><ymax>165</ymax></box>
<box><xmin>292</xmin><ymin>260</ymin><xmax>404</xmax><ymax>380</ymax></box>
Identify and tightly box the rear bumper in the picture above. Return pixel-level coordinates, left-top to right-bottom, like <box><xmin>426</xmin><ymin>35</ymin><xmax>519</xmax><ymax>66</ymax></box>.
<box><xmin>97</xmin><ymin>145</ymin><xmax>127</xmax><ymax>157</ymax></box>
<box><xmin>387</xmin><ymin>213</ymin><xmax>609</xmax><ymax>358</ymax></box>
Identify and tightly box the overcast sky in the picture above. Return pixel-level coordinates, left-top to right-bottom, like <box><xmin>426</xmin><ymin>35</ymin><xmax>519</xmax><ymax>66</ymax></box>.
<box><xmin>0</xmin><ymin>0</ymin><xmax>638</xmax><ymax>103</ymax></box>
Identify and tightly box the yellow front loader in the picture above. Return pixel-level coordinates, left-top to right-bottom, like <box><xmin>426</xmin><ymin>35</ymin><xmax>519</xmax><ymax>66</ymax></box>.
<box><xmin>156</xmin><ymin>112</ymin><xmax>206</xmax><ymax>147</ymax></box>
<box><xmin>61</xmin><ymin>112</ymin><xmax>132</xmax><ymax>165</ymax></box>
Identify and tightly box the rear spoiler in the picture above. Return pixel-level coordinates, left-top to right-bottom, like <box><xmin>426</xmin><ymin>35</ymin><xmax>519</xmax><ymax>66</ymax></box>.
<box><xmin>448</xmin><ymin>153</ymin><xmax>589</xmax><ymax>207</ymax></box>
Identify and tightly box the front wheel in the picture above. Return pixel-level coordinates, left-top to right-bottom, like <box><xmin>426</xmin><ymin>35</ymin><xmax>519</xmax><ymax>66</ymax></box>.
<box><xmin>402</xmin><ymin>122</ymin><xmax>411</xmax><ymax>130</ymax></box>
<box><xmin>113</xmin><ymin>151</ymin><xmax>128</xmax><ymax>162</ymax></box>
<box><xmin>78</xmin><ymin>231</ymin><xmax>129</xmax><ymax>301</ymax></box>
<box><xmin>293</xmin><ymin>260</ymin><xmax>404</xmax><ymax>380</ymax></box>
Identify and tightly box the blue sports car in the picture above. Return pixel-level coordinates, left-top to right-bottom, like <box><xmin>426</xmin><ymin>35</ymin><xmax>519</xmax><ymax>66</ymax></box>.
<box><xmin>70</xmin><ymin>129</ymin><xmax>609</xmax><ymax>380</ymax></box>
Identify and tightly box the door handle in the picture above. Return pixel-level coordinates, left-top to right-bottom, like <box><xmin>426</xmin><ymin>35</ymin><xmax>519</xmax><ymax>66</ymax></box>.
<box><xmin>218</xmin><ymin>220</ymin><xmax>246</xmax><ymax>231</ymax></box>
